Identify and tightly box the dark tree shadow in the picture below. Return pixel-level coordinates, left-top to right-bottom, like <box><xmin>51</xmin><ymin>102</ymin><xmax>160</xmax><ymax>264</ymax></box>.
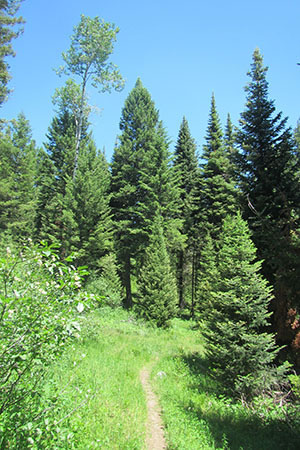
<box><xmin>178</xmin><ymin>353</ymin><xmax>300</xmax><ymax>450</ymax></box>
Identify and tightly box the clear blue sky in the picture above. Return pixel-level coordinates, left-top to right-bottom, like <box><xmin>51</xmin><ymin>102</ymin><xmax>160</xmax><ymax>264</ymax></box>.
<box><xmin>1</xmin><ymin>0</ymin><xmax>300</xmax><ymax>160</ymax></box>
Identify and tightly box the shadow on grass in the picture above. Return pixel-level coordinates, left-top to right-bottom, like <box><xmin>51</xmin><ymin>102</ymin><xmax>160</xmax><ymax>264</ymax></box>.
<box><xmin>180</xmin><ymin>354</ymin><xmax>300</xmax><ymax>450</ymax></box>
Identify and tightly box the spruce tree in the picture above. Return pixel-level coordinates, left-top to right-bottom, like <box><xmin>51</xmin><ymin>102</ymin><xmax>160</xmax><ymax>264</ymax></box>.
<box><xmin>137</xmin><ymin>215</ymin><xmax>178</xmax><ymax>327</ymax></box>
<box><xmin>36</xmin><ymin>109</ymin><xmax>113</xmax><ymax>270</ymax></box>
<box><xmin>0</xmin><ymin>113</ymin><xmax>37</xmax><ymax>239</ymax></box>
<box><xmin>194</xmin><ymin>94</ymin><xmax>238</xmax><ymax>240</ymax></box>
<box><xmin>196</xmin><ymin>232</ymin><xmax>218</xmax><ymax>319</ymax></box>
<box><xmin>0</xmin><ymin>0</ymin><xmax>24</xmax><ymax>105</ymax></box>
<box><xmin>74</xmin><ymin>142</ymin><xmax>113</xmax><ymax>269</ymax></box>
<box><xmin>203</xmin><ymin>213</ymin><xmax>280</xmax><ymax>397</ymax></box>
<box><xmin>110</xmin><ymin>79</ymin><xmax>179</xmax><ymax>308</ymax></box>
<box><xmin>192</xmin><ymin>95</ymin><xmax>238</xmax><ymax>317</ymax></box>
<box><xmin>236</xmin><ymin>49</ymin><xmax>300</xmax><ymax>361</ymax></box>
<box><xmin>173</xmin><ymin>117</ymin><xmax>198</xmax><ymax>310</ymax></box>
<box><xmin>35</xmin><ymin>111</ymin><xmax>80</xmax><ymax>251</ymax></box>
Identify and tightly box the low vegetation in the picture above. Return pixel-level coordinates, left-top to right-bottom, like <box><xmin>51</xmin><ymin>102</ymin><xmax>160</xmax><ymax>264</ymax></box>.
<box><xmin>13</xmin><ymin>307</ymin><xmax>299</xmax><ymax>449</ymax></box>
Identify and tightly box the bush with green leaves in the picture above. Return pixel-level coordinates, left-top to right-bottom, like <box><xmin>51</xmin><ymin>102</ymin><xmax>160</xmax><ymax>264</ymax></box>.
<box><xmin>0</xmin><ymin>240</ymin><xmax>98</xmax><ymax>448</ymax></box>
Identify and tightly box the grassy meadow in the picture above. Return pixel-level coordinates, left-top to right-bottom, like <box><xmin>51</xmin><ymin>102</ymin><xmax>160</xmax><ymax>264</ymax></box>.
<box><xmin>33</xmin><ymin>307</ymin><xmax>300</xmax><ymax>449</ymax></box>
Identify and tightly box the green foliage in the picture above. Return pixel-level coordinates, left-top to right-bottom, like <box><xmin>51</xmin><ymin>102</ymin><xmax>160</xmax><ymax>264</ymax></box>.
<box><xmin>203</xmin><ymin>213</ymin><xmax>282</xmax><ymax>397</ymax></box>
<box><xmin>111</xmin><ymin>78</ymin><xmax>180</xmax><ymax>308</ymax></box>
<box><xmin>57</xmin><ymin>15</ymin><xmax>124</xmax><ymax>93</ymax></box>
<box><xmin>136</xmin><ymin>217</ymin><xmax>178</xmax><ymax>327</ymax></box>
<box><xmin>194</xmin><ymin>94</ymin><xmax>238</xmax><ymax>240</ymax></box>
<box><xmin>289</xmin><ymin>374</ymin><xmax>300</xmax><ymax>400</ymax></box>
<box><xmin>56</xmin><ymin>14</ymin><xmax>124</xmax><ymax>179</ymax></box>
<box><xmin>196</xmin><ymin>233</ymin><xmax>218</xmax><ymax>318</ymax></box>
<box><xmin>0</xmin><ymin>113</ymin><xmax>37</xmax><ymax>239</ymax></box>
<box><xmin>45</xmin><ymin>310</ymin><xmax>299</xmax><ymax>449</ymax></box>
<box><xmin>173</xmin><ymin>116</ymin><xmax>198</xmax><ymax>310</ymax></box>
<box><xmin>0</xmin><ymin>0</ymin><xmax>24</xmax><ymax>104</ymax></box>
<box><xmin>35</xmin><ymin>109</ymin><xmax>113</xmax><ymax>270</ymax></box>
<box><xmin>236</xmin><ymin>48</ymin><xmax>300</xmax><ymax>361</ymax></box>
<box><xmin>0</xmin><ymin>240</ymin><xmax>97</xmax><ymax>447</ymax></box>
<box><xmin>86</xmin><ymin>253</ymin><xmax>122</xmax><ymax>308</ymax></box>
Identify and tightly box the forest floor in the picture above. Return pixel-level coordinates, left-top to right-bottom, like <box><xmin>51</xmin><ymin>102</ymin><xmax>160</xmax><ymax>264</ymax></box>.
<box><xmin>42</xmin><ymin>307</ymin><xmax>300</xmax><ymax>449</ymax></box>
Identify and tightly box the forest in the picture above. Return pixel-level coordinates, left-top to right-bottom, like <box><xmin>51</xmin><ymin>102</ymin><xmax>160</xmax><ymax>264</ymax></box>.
<box><xmin>1</xmin><ymin>1</ymin><xmax>300</xmax><ymax>448</ymax></box>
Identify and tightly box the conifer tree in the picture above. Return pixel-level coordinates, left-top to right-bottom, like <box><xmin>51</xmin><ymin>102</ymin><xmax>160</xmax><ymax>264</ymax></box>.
<box><xmin>204</xmin><ymin>213</ymin><xmax>280</xmax><ymax>397</ymax></box>
<box><xmin>36</xmin><ymin>109</ymin><xmax>113</xmax><ymax>269</ymax></box>
<box><xmin>74</xmin><ymin>142</ymin><xmax>113</xmax><ymax>269</ymax></box>
<box><xmin>196</xmin><ymin>232</ymin><xmax>218</xmax><ymax>318</ymax></box>
<box><xmin>35</xmin><ymin>111</ymin><xmax>80</xmax><ymax>250</ymax></box>
<box><xmin>137</xmin><ymin>215</ymin><xmax>178</xmax><ymax>327</ymax></box>
<box><xmin>236</xmin><ymin>49</ymin><xmax>300</xmax><ymax>361</ymax></box>
<box><xmin>194</xmin><ymin>94</ymin><xmax>238</xmax><ymax>240</ymax></box>
<box><xmin>224</xmin><ymin>113</ymin><xmax>234</xmax><ymax>152</ymax></box>
<box><xmin>0</xmin><ymin>0</ymin><xmax>24</xmax><ymax>104</ymax></box>
<box><xmin>0</xmin><ymin>113</ymin><xmax>37</xmax><ymax>238</ymax></box>
<box><xmin>173</xmin><ymin>117</ymin><xmax>198</xmax><ymax>310</ymax></box>
<box><xmin>192</xmin><ymin>95</ymin><xmax>238</xmax><ymax>317</ymax></box>
<box><xmin>110</xmin><ymin>79</ymin><xmax>179</xmax><ymax>308</ymax></box>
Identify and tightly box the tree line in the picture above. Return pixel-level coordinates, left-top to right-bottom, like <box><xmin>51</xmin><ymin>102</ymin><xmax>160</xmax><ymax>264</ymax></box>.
<box><xmin>1</xmin><ymin>3</ymin><xmax>300</xmax><ymax>397</ymax></box>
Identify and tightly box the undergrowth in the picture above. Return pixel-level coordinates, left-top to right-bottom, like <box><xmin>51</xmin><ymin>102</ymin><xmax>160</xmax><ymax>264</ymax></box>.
<box><xmin>16</xmin><ymin>307</ymin><xmax>300</xmax><ymax>449</ymax></box>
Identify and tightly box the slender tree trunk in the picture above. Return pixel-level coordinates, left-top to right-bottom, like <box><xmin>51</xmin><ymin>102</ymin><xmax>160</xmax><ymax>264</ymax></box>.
<box><xmin>73</xmin><ymin>72</ymin><xmax>88</xmax><ymax>180</ymax></box>
<box><xmin>178</xmin><ymin>250</ymin><xmax>184</xmax><ymax>309</ymax></box>
<box><xmin>191</xmin><ymin>248</ymin><xmax>196</xmax><ymax>318</ymax></box>
<box><xmin>124</xmin><ymin>253</ymin><xmax>132</xmax><ymax>309</ymax></box>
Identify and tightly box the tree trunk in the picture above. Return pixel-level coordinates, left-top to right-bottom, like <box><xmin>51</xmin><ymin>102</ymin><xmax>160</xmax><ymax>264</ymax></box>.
<box><xmin>73</xmin><ymin>72</ymin><xmax>88</xmax><ymax>180</ymax></box>
<box><xmin>191</xmin><ymin>248</ymin><xmax>196</xmax><ymax>318</ymax></box>
<box><xmin>124</xmin><ymin>253</ymin><xmax>132</xmax><ymax>309</ymax></box>
<box><xmin>178</xmin><ymin>250</ymin><xmax>184</xmax><ymax>309</ymax></box>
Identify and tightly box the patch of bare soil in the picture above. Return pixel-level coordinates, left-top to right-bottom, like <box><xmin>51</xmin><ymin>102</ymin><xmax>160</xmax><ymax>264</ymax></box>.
<box><xmin>140</xmin><ymin>367</ymin><xmax>167</xmax><ymax>450</ymax></box>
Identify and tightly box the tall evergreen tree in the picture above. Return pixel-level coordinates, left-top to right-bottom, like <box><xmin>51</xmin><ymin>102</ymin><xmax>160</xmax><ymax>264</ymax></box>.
<box><xmin>194</xmin><ymin>94</ymin><xmax>238</xmax><ymax>239</ymax></box>
<box><xmin>35</xmin><ymin>111</ymin><xmax>79</xmax><ymax>249</ymax></box>
<box><xmin>203</xmin><ymin>213</ymin><xmax>281</xmax><ymax>397</ymax></box>
<box><xmin>0</xmin><ymin>113</ymin><xmax>37</xmax><ymax>238</ymax></box>
<box><xmin>36</xmin><ymin>109</ymin><xmax>113</xmax><ymax>269</ymax></box>
<box><xmin>192</xmin><ymin>95</ymin><xmax>238</xmax><ymax>316</ymax></box>
<box><xmin>137</xmin><ymin>215</ymin><xmax>178</xmax><ymax>327</ymax></box>
<box><xmin>173</xmin><ymin>117</ymin><xmax>198</xmax><ymax>310</ymax></box>
<box><xmin>74</xmin><ymin>142</ymin><xmax>113</xmax><ymax>269</ymax></box>
<box><xmin>236</xmin><ymin>49</ymin><xmax>300</xmax><ymax>363</ymax></box>
<box><xmin>110</xmin><ymin>78</ymin><xmax>179</xmax><ymax>308</ymax></box>
<box><xmin>0</xmin><ymin>0</ymin><xmax>24</xmax><ymax>105</ymax></box>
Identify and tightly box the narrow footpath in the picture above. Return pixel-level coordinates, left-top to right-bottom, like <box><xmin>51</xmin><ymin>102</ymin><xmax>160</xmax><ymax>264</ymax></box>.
<box><xmin>140</xmin><ymin>367</ymin><xmax>167</xmax><ymax>450</ymax></box>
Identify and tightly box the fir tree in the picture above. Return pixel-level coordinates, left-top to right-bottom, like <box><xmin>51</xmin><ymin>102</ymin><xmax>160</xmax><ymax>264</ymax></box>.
<box><xmin>173</xmin><ymin>117</ymin><xmax>198</xmax><ymax>310</ymax></box>
<box><xmin>0</xmin><ymin>0</ymin><xmax>24</xmax><ymax>104</ymax></box>
<box><xmin>35</xmin><ymin>111</ymin><xmax>79</xmax><ymax>250</ymax></box>
<box><xmin>192</xmin><ymin>95</ymin><xmax>238</xmax><ymax>317</ymax></box>
<box><xmin>0</xmin><ymin>113</ymin><xmax>37</xmax><ymax>238</ymax></box>
<box><xmin>194</xmin><ymin>94</ymin><xmax>238</xmax><ymax>239</ymax></box>
<box><xmin>236</xmin><ymin>49</ymin><xmax>300</xmax><ymax>362</ymax></box>
<box><xmin>36</xmin><ymin>108</ymin><xmax>113</xmax><ymax>269</ymax></box>
<box><xmin>196</xmin><ymin>232</ymin><xmax>218</xmax><ymax>318</ymax></box>
<box><xmin>137</xmin><ymin>216</ymin><xmax>178</xmax><ymax>327</ymax></box>
<box><xmin>110</xmin><ymin>79</ymin><xmax>179</xmax><ymax>308</ymax></box>
<box><xmin>74</xmin><ymin>142</ymin><xmax>113</xmax><ymax>269</ymax></box>
<box><xmin>203</xmin><ymin>213</ymin><xmax>280</xmax><ymax>397</ymax></box>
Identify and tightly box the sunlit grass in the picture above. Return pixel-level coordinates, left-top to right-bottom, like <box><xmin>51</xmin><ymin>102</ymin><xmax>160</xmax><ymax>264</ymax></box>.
<box><xmin>40</xmin><ymin>308</ymin><xmax>300</xmax><ymax>449</ymax></box>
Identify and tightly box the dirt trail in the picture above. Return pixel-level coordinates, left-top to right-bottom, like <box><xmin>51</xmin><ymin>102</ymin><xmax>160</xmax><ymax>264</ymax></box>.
<box><xmin>140</xmin><ymin>367</ymin><xmax>167</xmax><ymax>450</ymax></box>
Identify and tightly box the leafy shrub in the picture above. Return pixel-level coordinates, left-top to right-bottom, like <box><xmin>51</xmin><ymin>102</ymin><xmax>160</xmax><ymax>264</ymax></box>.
<box><xmin>0</xmin><ymin>241</ymin><xmax>98</xmax><ymax>448</ymax></box>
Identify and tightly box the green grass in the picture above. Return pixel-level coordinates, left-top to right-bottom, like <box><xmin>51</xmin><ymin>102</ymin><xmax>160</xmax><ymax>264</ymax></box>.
<box><xmin>37</xmin><ymin>307</ymin><xmax>300</xmax><ymax>449</ymax></box>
